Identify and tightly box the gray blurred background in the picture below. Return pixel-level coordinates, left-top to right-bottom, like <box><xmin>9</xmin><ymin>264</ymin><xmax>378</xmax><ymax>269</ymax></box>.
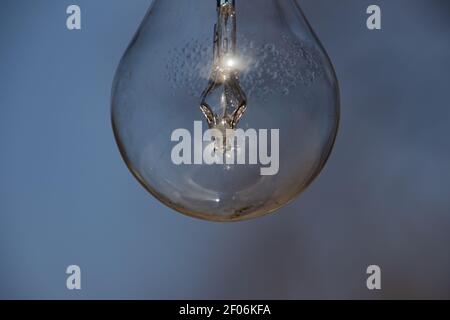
<box><xmin>1</xmin><ymin>0</ymin><xmax>449</xmax><ymax>299</ymax></box>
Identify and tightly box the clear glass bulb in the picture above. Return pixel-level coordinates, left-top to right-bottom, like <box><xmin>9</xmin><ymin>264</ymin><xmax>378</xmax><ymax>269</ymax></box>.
<box><xmin>111</xmin><ymin>0</ymin><xmax>340</xmax><ymax>221</ymax></box>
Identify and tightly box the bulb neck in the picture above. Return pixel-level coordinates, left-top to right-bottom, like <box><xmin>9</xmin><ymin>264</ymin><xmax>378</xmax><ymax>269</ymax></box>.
<box><xmin>215</xmin><ymin>0</ymin><xmax>236</xmax><ymax>57</ymax></box>
<box><xmin>200</xmin><ymin>0</ymin><xmax>247</xmax><ymax>131</ymax></box>
<box><xmin>217</xmin><ymin>0</ymin><xmax>235</xmax><ymax>7</ymax></box>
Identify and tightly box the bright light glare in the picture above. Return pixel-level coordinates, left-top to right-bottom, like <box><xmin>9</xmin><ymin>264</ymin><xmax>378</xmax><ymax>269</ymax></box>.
<box><xmin>226</xmin><ymin>58</ymin><xmax>236</xmax><ymax>68</ymax></box>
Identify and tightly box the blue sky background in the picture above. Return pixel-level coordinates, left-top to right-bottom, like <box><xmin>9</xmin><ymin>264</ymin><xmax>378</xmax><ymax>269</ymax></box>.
<box><xmin>1</xmin><ymin>0</ymin><xmax>450</xmax><ymax>299</ymax></box>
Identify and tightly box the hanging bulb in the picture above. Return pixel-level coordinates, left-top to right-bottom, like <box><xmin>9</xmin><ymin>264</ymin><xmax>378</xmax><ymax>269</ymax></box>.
<box><xmin>112</xmin><ymin>0</ymin><xmax>340</xmax><ymax>221</ymax></box>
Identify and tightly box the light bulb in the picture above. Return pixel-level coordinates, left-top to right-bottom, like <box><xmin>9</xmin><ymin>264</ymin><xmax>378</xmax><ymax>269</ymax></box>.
<box><xmin>111</xmin><ymin>0</ymin><xmax>340</xmax><ymax>221</ymax></box>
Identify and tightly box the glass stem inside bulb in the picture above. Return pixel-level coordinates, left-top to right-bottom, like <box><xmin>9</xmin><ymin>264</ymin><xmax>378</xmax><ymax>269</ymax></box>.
<box><xmin>200</xmin><ymin>0</ymin><xmax>247</xmax><ymax>154</ymax></box>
